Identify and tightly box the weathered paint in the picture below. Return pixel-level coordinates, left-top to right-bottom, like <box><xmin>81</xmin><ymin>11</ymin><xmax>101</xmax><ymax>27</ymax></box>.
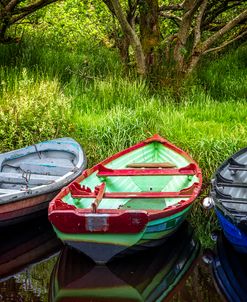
<box><xmin>0</xmin><ymin>138</ymin><xmax>87</xmax><ymax>226</ymax></box>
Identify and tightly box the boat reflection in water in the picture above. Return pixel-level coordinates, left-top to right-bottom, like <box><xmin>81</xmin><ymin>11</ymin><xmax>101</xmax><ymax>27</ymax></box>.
<box><xmin>0</xmin><ymin>216</ymin><xmax>62</xmax><ymax>281</ymax></box>
<box><xmin>212</xmin><ymin>231</ymin><xmax>247</xmax><ymax>302</ymax></box>
<box><xmin>50</xmin><ymin>222</ymin><xmax>200</xmax><ymax>302</ymax></box>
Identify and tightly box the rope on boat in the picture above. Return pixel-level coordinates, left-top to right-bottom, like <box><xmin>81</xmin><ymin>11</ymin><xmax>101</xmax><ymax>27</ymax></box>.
<box><xmin>33</xmin><ymin>144</ymin><xmax>42</xmax><ymax>159</ymax></box>
<box><xmin>1</xmin><ymin>163</ymin><xmax>32</xmax><ymax>186</ymax></box>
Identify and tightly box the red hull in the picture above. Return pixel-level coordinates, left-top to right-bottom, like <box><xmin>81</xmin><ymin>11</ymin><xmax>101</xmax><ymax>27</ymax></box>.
<box><xmin>0</xmin><ymin>191</ymin><xmax>58</xmax><ymax>227</ymax></box>
<box><xmin>49</xmin><ymin>135</ymin><xmax>202</xmax><ymax>234</ymax></box>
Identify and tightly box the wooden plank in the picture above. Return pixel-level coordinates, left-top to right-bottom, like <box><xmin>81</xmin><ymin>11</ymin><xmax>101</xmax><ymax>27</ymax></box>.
<box><xmin>97</xmin><ymin>168</ymin><xmax>195</xmax><ymax>177</ymax></box>
<box><xmin>91</xmin><ymin>183</ymin><xmax>106</xmax><ymax>213</ymax></box>
<box><xmin>71</xmin><ymin>190</ymin><xmax>192</xmax><ymax>199</ymax></box>
<box><xmin>0</xmin><ymin>188</ymin><xmax>21</xmax><ymax>194</ymax></box>
<box><xmin>15</xmin><ymin>163</ymin><xmax>70</xmax><ymax>176</ymax></box>
<box><xmin>127</xmin><ymin>162</ymin><xmax>176</xmax><ymax>168</ymax></box>
<box><xmin>70</xmin><ymin>182</ymin><xmax>197</xmax><ymax>199</ymax></box>
<box><xmin>23</xmin><ymin>158</ymin><xmax>74</xmax><ymax>167</ymax></box>
<box><xmin>0</xmin><ymin>172</ymin><xmax>59</xmax><ymax>185</ymax></box>
<box><xmin>229</xmin><ymin>165</ymin><xmax>247</xmax><ymax>172</ymax></box>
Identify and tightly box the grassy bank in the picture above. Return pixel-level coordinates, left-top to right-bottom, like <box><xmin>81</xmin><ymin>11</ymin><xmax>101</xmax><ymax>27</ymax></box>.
<box><xmin>1</xmin><ymin>36</ymin><xmax>246</xmax><ymax>246</ymax></box>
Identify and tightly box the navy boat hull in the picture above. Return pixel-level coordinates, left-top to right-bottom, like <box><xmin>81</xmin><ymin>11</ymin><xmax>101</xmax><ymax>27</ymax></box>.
<box><xmin>212</xmin><ymin>232</ymin><xmax>247</xmax><ymax>302</ymax></box>
<box><xmin>207</xmin><ymin>147</ymin><xmax>247</xmax><ymax>252</ymax></box>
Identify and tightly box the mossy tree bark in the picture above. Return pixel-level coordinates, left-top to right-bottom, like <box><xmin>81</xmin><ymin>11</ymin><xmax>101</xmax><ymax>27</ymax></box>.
<box><xmin>104</xmin><ymin>0</ymin><xmax>146</xmax><ymax>75</ymax></box>
<box><xmin>139</xmin><ymin>0</ymin><xmax>160</xmax><ymax>72</ymax></box>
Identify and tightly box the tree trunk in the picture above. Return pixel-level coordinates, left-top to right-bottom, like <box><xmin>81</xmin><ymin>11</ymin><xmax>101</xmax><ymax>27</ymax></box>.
<box><xmin>116</xmin><ymin>35</ymin><xmax>130</xmax><ymax>64</ymax></box>
<box><xmin>139</xmin><ymin>0</ymin><xmax>160</xmax><ymax>71</ymax></box>
<box><xmin>173</xmin><ymin>0</ymin><xmax>202</xmax><ymax>74</ymax></box>
<box><xmin>186</xmin><ymin>53</ymin><xmax>201</xmax><ymax>74</ymax></box>
<box><xmin>109</xmin><ymin>0</ymin><xmax>146</xmax><ymax>75</ymax></box>
<box><xmin>186</xmin><ymin>7</ymin><xmax>247</xmax><ymax>74</ymax></box>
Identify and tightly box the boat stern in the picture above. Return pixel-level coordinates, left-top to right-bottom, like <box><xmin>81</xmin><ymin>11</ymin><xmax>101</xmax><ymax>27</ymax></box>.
<box><xmin>48</xmin><ymin>198</ymin><xmax>149</xmax><ymax>263</ymax></box>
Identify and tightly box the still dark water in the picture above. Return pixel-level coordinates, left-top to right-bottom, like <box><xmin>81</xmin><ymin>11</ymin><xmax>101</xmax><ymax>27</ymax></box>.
<box><xmin>0</xmin><ymin>217</ymin><xmax>225</xmax><ymax>302</ymax></box>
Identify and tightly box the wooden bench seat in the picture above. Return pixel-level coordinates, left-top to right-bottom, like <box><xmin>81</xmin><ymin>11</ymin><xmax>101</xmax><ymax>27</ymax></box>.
<box><xmin>96</xmin><ymin>163</ymin><xmax>196</xmax><ymax>177</ymax></box>
<box><xmin>0</xmin><ymin>172</ymin><xmax>59</xmax><ymax>185</ymax></box>
<box><xmin>127</xmin><ymin>162</ymin><xmax>176</xmax><ymax>168</ymax></box>
<box><xmin>69</xmin><ymin>182</ymin><xmax>197</xmax><ymax>199</ymax></box>
<box><xmin>0</xmin><ymin>188</ymin><xmax>21</xmax><ymax>194</ymax></box>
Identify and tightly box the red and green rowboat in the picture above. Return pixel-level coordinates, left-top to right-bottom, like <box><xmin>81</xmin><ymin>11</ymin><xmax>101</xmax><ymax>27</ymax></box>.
<box><xmin>48</xmin><ymin>134</ymin><xmax>202</xmax><ymax>263</ymax></box>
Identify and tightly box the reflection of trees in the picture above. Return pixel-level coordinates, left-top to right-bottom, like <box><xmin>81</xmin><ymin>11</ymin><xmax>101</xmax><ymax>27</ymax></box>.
<box><xmin>0</xmin><ymin>256</ymin><xmax>57</xmax><ymax>302</ymax></box>
<box><xmin>171</xmin><ymin>260</ymin><xmax>220</xmax><ymax>302</ymax></box>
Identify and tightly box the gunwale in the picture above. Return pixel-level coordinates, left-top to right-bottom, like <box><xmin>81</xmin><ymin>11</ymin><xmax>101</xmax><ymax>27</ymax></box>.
<box><xmin>0</xmin><ymin>138</ymin><xmax>87</xmax><ymax>204</ymax></box>
<box><xmin>0</xmin><ymin>138</ymin><xmax>87</xmax><ymax>226</ymax></box>
<box><xmin>49</xmin><ymin>134</ymin><xmax>202</xmax><ymax>222</ymax></box>
<box><xmin>211</xmin><ymin>146</ymin><xmax>247</xmax><ymax>228</ymax></box>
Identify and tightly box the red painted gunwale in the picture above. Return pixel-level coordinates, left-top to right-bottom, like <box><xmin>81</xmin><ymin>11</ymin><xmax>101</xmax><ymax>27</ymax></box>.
<box><xmin>48</xmin><ymin>134</ymin><xmax>202</xmax><ymax>233</ymax></box>
<box><xmin>69</xmin><ymin>182</ymin><xmax>199</xmax><ymax>199</ymax></box>
<box><xmin>96</xmin><ymin>163</ymin><xmax>196</xmax><ymax>176</ymax></box>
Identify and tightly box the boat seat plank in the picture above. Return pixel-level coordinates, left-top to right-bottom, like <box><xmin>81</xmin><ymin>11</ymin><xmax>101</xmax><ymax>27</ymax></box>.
<box><xmin>0</xmin><ymin>188</ymin><xmax>21</xmax><ymax>194</ymax></box>
<box><xmin>96</xmin><ymin>163</ymin><xmax>196</xmax><ymax>177</ymax></box>
<box><xmin>0</xmin><ymin>172</ymin><xmax>59</xmax><ymax>185</ymax></box>
<box><xmin>70</xmin><ymin>183</ymin><xmax>197</xmax><ymax>199</ymax></box>
<box><xmin>19</xmin><ymin>162</ymin><xmax>72</xmax><ymax>170</ymax></box>
<box><xmin>22</xmin><ymin>158</ymin><xmax>74</xmax><ymax>167</ymax></box>
<box><xmin>228</xmin><ymin>157</ymin><xmax>247</xmax><ymax>172</ymax></box>
<box><xmin>217</xmin><ymin>182</ymin><xmax>247</xmax><ymax>188</ymax></box>
<box><xmin>229</xmin><ymin>165</ymin><xmax>247</xmax><ymax>172</ymax></box>
<box><xmin>9</xmin><ymin>163</ymin><xmax>72</xmax><ymax>176</ymax></box>
<box><xmin>71</xmin><ymin>191</ymin><xmax>192</xmax><ymax>199</ymax></box>
<box><xmin>126</xmin><ymin>162</ymin><xmax>176</xmax><ymax>168</ymax></box>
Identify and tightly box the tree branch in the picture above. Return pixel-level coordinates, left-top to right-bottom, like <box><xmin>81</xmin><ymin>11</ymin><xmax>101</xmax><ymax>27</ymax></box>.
<box><xmin>159</xmin><ymin>12</ymin><xmax>182</xmax><ymax>24</ymax></box>
<box><xmin>201</xmin><ymin>9</ymin><xmax>247</xmax><ymax>52</ymax></box>
<box><xmin>203</xmin><ymin>29</ymin><xmax>247</xmax><ymax>54</ymax></box>
<box><xmin>202</xmin><ymin>1</ymin><xmax>243</xmax><ymax>29</ymax></box>
<box><xmin>102</xmin><ymin>0</ymin><xmax>116</xmax><ymax>17</ymax></box>
<box><xmin>109</xmin><ymin>0</ymin><xmax>146</xmax><ymax>74</ymax></box>
<box><xmin>193</xmin><ymin>0</ymin><xmax>208</xmax><ymax>48</ymax></box>
<box><xmin>10</xmin><ymin>0</ymin><xmax>57</xmax><ymax>24</ymax></box>
<box><xmin>12</xmin><ymin>0</ymin><xmax>57</xmax><ymax>14</ymax></box>
<box><xmin>159</xmin><ymin>3</ymin><xmax>184</xmax><ymax>11</ymax></box>
<box><xmin>5</xmin><ymin>0</ymin><xmax>20</xmax><ymax>12</ymax></box>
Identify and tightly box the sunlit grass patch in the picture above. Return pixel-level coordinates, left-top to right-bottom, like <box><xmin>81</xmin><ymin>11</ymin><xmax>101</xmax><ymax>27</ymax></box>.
<box><xmin>0</xmin><ymin>68</ymin><xmax>71</xmax><ymax>151</ymax></box>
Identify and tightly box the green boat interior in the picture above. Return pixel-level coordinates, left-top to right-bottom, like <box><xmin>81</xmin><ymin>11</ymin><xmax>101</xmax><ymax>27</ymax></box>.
<box><xmin>63</xmin><ymin>142</ymin><xmax>200</xmax><ymax>211</ymax></box>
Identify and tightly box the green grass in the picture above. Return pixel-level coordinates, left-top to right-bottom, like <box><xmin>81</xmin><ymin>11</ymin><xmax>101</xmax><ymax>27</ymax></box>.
<box><xmin>1</xmin><ymin>35</ymin><xmax>246</xmax><ymax>247</ymax></box>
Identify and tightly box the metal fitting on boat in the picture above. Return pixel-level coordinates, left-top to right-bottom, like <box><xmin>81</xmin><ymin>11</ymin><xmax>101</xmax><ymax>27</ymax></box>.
<box><xmin>202</xmin><ymin>249</ymin><xmax>215</xmax><ymax>264</ymax></box>
<box><xmin>202</xmin><ymin>197</ymin><xmax>214</xmax><ymax>209</ymax></box>
<box><xmin>210</xmin><ymin>230</ymin><xmax>219</xmax><ymax>241</ymax></box>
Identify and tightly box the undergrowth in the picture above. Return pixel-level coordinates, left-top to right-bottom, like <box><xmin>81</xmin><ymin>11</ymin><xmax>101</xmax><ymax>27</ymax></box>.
<box><xmin>1</xmin><ymin>35</ymin><xmax>246</xmax><ymax>247</ymax></box>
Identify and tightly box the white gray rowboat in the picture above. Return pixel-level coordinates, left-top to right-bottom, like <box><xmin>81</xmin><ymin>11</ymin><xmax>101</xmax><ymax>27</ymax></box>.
<box><xmin>0</xmin><ymin>138</ymin><xmax>87</xmax><ymax>226</ymax></box>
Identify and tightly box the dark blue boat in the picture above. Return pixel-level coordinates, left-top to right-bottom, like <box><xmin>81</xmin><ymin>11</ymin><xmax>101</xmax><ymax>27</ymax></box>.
<box><xmin>212</xmin><ymin>232</ymin><xmax>247</xmax><ymax>302</ymax></box>
<box><xmin>204</xmin><ymin>147</ymin><xmax>247</xmax><ymax>253</ymax></box>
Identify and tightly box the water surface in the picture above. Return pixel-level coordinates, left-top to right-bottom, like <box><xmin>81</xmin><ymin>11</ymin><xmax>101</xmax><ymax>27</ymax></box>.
<box><xmin>0</xmin><ymin>217</ymin><xmax>222</xmax><ymax>301</ymax></box>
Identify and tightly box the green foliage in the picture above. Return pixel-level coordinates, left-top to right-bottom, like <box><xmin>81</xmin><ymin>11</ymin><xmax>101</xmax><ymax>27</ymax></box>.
<box><xmin>11</xmin><ymin>0</ymin><xmax>113</xmax><ymax>49</ymax></box>
<box><xmin>0</xmin><ymin>30</ymin><xmax>246</xmax><ymax>247</ymax></box>
<box><xmin>198</xmin><ymin>44</ymin><xmax>247</xmax><ymax>101</ymax></box>
<box><xmin>0</xmin><ymin>66</ymin><xmax>72</xmax><ymax>151</ymax></box>
<box><xmin>5</xmin><ymin>256</ymin><xmax>58</xmax><ymax>302</ymax></box>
